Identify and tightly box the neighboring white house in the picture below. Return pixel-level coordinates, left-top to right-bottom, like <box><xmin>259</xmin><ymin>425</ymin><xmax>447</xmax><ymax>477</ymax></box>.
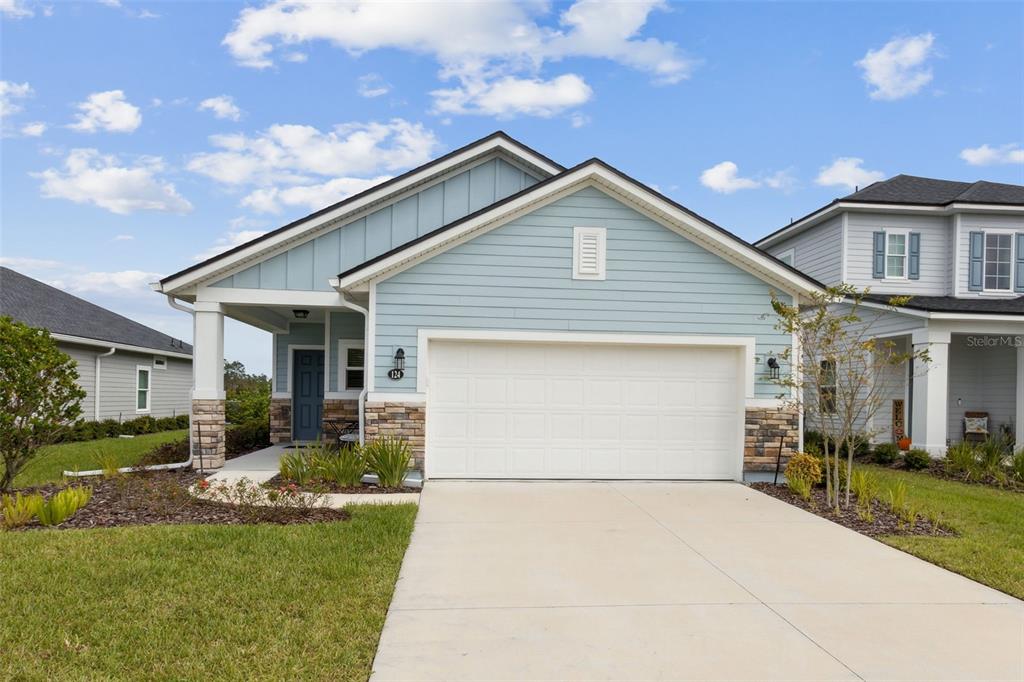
<box><xmin>154</xmin><ymin>132</ymin><xmax>824</xmax><ymax>480</ymax></box>
<box><xmin>1</xmin><ymin>267</ymin><xmax>193</xmax><ymax>422</ymax></box>
<box><xmin>756</xmin><ymin>175</ymin><xmax>1024</xmax><ymax>454</ymax></box>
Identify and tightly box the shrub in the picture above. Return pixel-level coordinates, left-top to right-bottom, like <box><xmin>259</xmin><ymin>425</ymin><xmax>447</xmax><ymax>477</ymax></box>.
<box><xmin>175</xmin><ymin>414</ymin><xmax>190</xmax><ymax>429</ymax></box>
<box><xmin>944</xmin><ymin>441</ymin><xmax>979</xmax><ymax>481</ymax></box>
<box><xmin>34</xmin><ymin>486</ymin><xmax>92</xmax><ymax>526</ymax></box>
<box><xmin>785</xmin><ymin>452</ymin><xmax>823</xmax><ymax>486</ymax></box>
<box><xmin>1010</xmin><ymin>449</ymin><xmax>1024</xmax><ymax>483</ymax></box>
<box><xmin>976</xmin><ymin>437</ymin><xmax>1010</xmax><ymax>483</ymax></box>
<box><xmin>886</xmin><ymin>479</ymin><xmax>908</xmax><ymax>518</ymax></box>
<box><xmin>155</xmin><ymin>416</ymin><xmax>179</xmax><ymax>432</ymax></box>
<box><xmin>850</xmin><ymin>469</ymin><xmax>878</xmax><ymax>522</ymax></box>
<box><xmin>203</xmin><ymin>477</ymin><xmax>325</xmax><ymax>523</ymax></box>
<box><xmin>814</xmin><ymin>454</ymin><xmax>849</xmax><ymax>491</ymax></box>
<box><xmin>873</xmin><ymin>442</ymin><xmax>900</xmax><ymax>465</ymax></box>
<box><xmin>366</xmin><ymin>437</ymin><xmax>411</xmax><ymax>488</ymax></box>
<box><xmin>903</xmin><ymin>448</ymin><xmax>932</xmax><ymax>471</ymax></box>
<box><xmin>787</xmin><ymin>474</ymin><xmax>812</xmax><ymax>501</ymax></box>
<box><xmin>803</xmin><ymin>430</ymin><xmax>823</xmax><ymax>453</ymax></box>
<box><xmin>139</xmin><ymin>438</ymin><xmax>189</xmax><ymax>467</ymax></box>
<box><xmin>226</xmin><ymin>419</ymin><xmax>270</xmax><ymax>455</ymax></box>
<box><xmin>280</xmin><ymin>450</ymin><xmax>315</xmax><ymax>486</ymax></box>
<box><xmin>315</xmin><ymin>445</ymin><xmax>366</xmax><ymax>488</ymax></box>
<box><xmin>2</xmin><ymin>492</ymin><xmax>42</xmax><ymax>529</ymax></box>
<box><xmin>839</xmin><ymin>433</ymin><xmax>871</xmax><ymax>458</ymax></box>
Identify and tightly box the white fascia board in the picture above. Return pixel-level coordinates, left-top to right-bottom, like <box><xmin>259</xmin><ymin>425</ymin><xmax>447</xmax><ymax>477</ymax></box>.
<box><xmin>337</xmin><ymin>164</ymin><xmax>823</xmax><ymax>297</ymax></box>
<box><xmin>857</xmin><ymin>298</ymin><xmax>1024</xmax><ymax>323</ymax></box>
<box><xmin>757</xmin><ymin>201</ymin><xmax>1024</xmax><ymax>249</ymax></box>
<box><xmin>52</xmin><ymin>333</ymin><xmax>192</xmax><ymax>359</ymax></box>
<box><xmin>158</xmin><ymin>138</ymin><xmax>561</xmax><ymax>295</ymax></box>
<box><xmin>197</xmin><ymin>287</ymin><xmax>347</xmax><ymax>307</ymax></box>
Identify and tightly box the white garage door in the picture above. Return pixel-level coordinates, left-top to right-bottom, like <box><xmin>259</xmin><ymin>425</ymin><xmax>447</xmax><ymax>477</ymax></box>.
<box><xmin>426</xmin><ymin>340</ymin><xmax>743</xmax><ymax>479</ymax></box>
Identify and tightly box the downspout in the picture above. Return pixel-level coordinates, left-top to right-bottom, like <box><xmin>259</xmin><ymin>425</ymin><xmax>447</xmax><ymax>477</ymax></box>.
<box><xmin>94</xmin><ymin>348</ymin><xmax>116</xmax><ymax>421</ymax></box>
<box><xmin>331</xmin><ymin>280</ymin><xmax>369</xmax><ymax>446</ymax></box>
<box><xmin>65</xmin><ymin>294</ymin><xmax>196</xmax><ymax>477</ymax></box>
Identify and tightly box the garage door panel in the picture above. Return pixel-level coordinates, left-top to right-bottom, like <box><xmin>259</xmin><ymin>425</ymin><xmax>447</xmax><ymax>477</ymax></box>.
<box><xmin>427</xmin><ymin>340</ymin><xmax>741</xmax><ymax>480</ymax></box>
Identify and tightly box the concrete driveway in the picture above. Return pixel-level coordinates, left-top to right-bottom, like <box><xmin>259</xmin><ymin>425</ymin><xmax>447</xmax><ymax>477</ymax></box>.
<box><xmin>371</xmin><ymin>481</ymin><xmax>1024</xmax><ymax>681</ymax></box>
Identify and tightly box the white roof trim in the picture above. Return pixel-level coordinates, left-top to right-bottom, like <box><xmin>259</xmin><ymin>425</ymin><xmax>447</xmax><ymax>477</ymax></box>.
<box><xmin>157</xmin><ymin>135</ymin><xmax>562</xmax><ymax>294</ymax></box>
<box><xmin>52</xmin><ymin>333</ymin><xmax>192</xmax><ymax>359</ymax></box>
<box><xmin>333</xmin><ymin>161</ymin><xmax>823</xmax><ymax>297</ymax></box>
<box><xmin>757</xmin><ymin>200</ymin><xmax>1024</xmax><ymax>249</ymax></box>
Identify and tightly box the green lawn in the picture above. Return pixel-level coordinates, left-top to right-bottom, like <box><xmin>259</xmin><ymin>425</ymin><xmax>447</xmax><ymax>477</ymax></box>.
<box><xmin>0</xmin><ymin>504</ymin><xmax>417</xmax><ymax>681</ymax></box>
<box><xmin>10</xmin><ymin>430</ymin><xmax>188</xmax><ymax>488</ymax></box>
<box><xmin>865</xmin><ymin>465</ymin><xmax>1024</xmax><ymax>599</ymax></box>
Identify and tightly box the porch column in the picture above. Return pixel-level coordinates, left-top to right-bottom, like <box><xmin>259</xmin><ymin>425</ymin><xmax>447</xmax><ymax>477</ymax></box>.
<box><xmin>911</xmin><ymin>328</ymin><xmax>950</xmax><ymax>456</ymax></box>
<box><xmin>192</xmin><ymin>301</ymin><xmax>226</xmax><ymax>469</ymax></box>
<box><xmin>1017</xmin><ymin>345</ymin><xmax>1024</xmax><ymax>448</ymax></box>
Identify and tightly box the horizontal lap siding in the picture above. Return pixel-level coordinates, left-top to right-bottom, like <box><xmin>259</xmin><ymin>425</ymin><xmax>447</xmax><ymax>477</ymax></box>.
<box><xmin>846</xmin><ymin>213</ymin><xmax>951</xmax><ymax>295</ymax></box>
<box><xmin>768</xmin><ymin>215</ymin><xmax>842</xmax><ymax>285</ymax></box>
<box><xmin>374</xmin><ymin>186</ymin><xmax>792</xmax><ymax>398</ymax></box>
<box><xmin>956</xmin><ymin>214</ymin><xmax>1024</xmax><ymax>296</ymax></box>
<box><xmin>95</xmin><ymin>351</ymin><xmax>190</xmax><ymax>420</ymax></box>
<box><xmin>60</xmin><ymin>343</ymin><xmax>97</xmax><ymax>420</ymax></box>
<box><xmin>947</xmin><ymin>336</ymin><xmax>1018</xmax><ymax>442</ymax></box>
<box><xmin>212</xmin><ymin>157</ymin><xmax>539</xmax><ymax>291</ymax></box>
<box><xmin>273</xmin><ymin>323</ymin><xmax>323</xmax><ymax>393</ymax></box>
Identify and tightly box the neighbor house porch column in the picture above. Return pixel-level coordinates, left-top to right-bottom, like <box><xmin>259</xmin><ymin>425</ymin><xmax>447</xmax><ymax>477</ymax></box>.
<box><xmin>911</xmin><ymin>327</ymin><xmax>950</xmax><ymax>456</ymax></box>
<box><xmin>192</xmin><ymin>301</ymin><xmax>226</xmax><ymax>469</ymax></box>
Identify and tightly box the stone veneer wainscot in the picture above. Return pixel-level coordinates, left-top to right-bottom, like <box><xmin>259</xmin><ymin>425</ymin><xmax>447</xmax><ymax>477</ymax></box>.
<box><xmin>192</xmin><ymin>398</ymin><xmax>226</xmax><ymax>469</ymax></box>
<box><xmin>364</xmin><ymin>402</ymin><xmax>426</xmax><ymax>472</ymax></box>
<box><xmin>744</xmin><ymin>407</ymin><xmax>800</xmax><ymax>472</ymax></box>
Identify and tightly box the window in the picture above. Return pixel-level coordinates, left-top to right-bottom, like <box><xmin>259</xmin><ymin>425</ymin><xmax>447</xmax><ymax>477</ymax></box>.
<box><xmin>572</xmin><ymin>226</ymin><xmax>606</xmax><ymax>280</ymax></box>
<box><xmin>152</xmin><ymin>356</ymin><xmax>167</xmax><ymax>370</ymax></box>
<box><xmin>984</xmin><ymin>233</ymin><xmax>1012</xmax><ymax>291</ymax></box>
<box><xmin>338</xmin><ymin>340</ymin><xmax>365</xmax><ymax>391</ymax></box>
<box><xmin>777</xmin><ymin>249</ymin><xmax>795</xmax><ymax>266</ymax></box>
<box><xmin>819</xmin><ymin>359</ymin><xmax>836</xmax><ymax>414</ymax></box>
<box><xmin>136</xmin><ymin>366</ymin><xmax>151</xmax><ymax>412</ymax></box>
<box><xmin>885</xmin><ymin>233</ymin><xmax>907</xmax><ymax>278</ymax></box>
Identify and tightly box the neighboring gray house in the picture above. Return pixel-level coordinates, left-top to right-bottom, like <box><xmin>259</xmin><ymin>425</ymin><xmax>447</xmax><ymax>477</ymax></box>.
<box><xmin>154</xmin><ymin>132</ymin><xmax>824</xmax><ymax>479</ymax></box>
<box><xmin>1</xmin><ymin>267</ymin><xmax>193</xmax><ymax>422</ymax></box>
<box><xmin>756</xmin><ymin>175</ymin><xmax>1024</xmax><ymax>454</ymax></box>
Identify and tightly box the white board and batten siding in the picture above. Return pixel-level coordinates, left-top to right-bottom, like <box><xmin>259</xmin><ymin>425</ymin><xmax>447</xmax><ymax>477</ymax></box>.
<box><xmin>212</xmin><ymin>157</ymin><xmax>540</xmax><ymax>292</ymax></box>
<box><xmin>767</xmin><ymin>214</ymin><xmax>842</xmax><ymax>285</ymax></box>
<box><xmin>373</xmin><ymin>185</ymin><xmax>793</xmax><ymax>398</ymax></box>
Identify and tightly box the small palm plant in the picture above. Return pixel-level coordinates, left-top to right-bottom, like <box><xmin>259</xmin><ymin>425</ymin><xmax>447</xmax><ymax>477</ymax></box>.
<box><xmin>366</xmin><ymin>437</ymin><xmax>411</xmax><ymax>489</ymax></box>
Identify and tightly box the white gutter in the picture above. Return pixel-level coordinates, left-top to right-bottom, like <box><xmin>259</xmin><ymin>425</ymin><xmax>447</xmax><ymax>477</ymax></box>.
<box><xmin>94</xmin><ymin>347</ymin><xmax>115</xmax><ymax>421</ymax></box>
<box><xmin>331</xmin><ymin>279</ymin><xmax>369</xmax><ymax>446</ymax></box>
<box><xmin>51</xmin><ymin>333</ymin><xmax>192</xmax><ymax>359</ymax></box>
<box><xmin>66</xmin><ymin>295</ymin><xmax>198</xmax><ymax>478</ymax></box>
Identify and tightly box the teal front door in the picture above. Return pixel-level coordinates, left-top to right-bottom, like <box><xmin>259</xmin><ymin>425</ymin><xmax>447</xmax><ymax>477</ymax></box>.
<box><xmin>293</xmin><ymin>349</ymin><xmax>324</xmax><ymax>441</ymax></box>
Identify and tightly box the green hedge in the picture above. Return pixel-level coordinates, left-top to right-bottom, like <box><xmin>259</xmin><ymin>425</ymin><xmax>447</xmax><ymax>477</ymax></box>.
<box><xmin>59</xmin><ymin>414</ymin><xmax>190</xmax><ymax>443</ymax></box>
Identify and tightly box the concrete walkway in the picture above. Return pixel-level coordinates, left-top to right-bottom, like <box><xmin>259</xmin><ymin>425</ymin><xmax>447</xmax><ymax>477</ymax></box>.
<box><xmin>371</xmin><ymin>481</ymin><xmax>1024</xmax><ymax>681</ymax></box>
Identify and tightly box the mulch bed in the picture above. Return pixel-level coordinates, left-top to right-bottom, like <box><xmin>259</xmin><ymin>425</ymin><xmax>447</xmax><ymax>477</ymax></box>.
<box><xmin>263</xmin><ymin>474</ymin><xmax>418</xmax><ymax>495</ymax></box>
<box><xmin>855</xmin><ymin>456</ymin><xmax>1024</xmax><ymax>494</ymax></box>
<box><xmin>9</xmin><ymin>470</ymin><xmax>349</xmax><ymax>531</ymax></box>
<box><xmin>751</xmin><ymin>483</ymin><xmax>954</xmax><ymax>538</ymax></box>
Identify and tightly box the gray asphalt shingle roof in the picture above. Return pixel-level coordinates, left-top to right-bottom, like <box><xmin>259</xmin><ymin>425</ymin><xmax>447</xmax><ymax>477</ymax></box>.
<box><xmin>0</xmin><ymin>267</ymin><xmax>192</xmax><ymax>354</ymax></box>
<box><xmin>845</xmin><ymin>174</ymin><xmax>1024</xmax><ymax>206</ymax></box>
<box><xmin>864</xmin><ymin>293</ymin><xmax>1024</xmax><ymax>316</ymax></box>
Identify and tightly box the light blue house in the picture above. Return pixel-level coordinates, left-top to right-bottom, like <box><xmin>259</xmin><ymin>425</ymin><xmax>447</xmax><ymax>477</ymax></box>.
<box><xmin>156</xmin><ymin>132</ymin><xmax>823</xmax><ymax>480</ymax></box>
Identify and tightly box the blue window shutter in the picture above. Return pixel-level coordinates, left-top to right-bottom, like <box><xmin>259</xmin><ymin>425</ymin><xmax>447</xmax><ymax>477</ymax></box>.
<box><xmin>968</xmin><ymin>231</ymin><xmax>984</xmax><ymax>291</ymax></box>
<box><xmin>872</xmin><ymin>231</ymin><xmax>886</xmax><ymax>279</ymax></box>
<box><xmin>908</xmin><ymin>232</ymin><xmax>921</xmax><ymax>280</ymax></box>
<box><xmin>1015</xmin><ymin>234</ymin><xmax>1024</xmax><ymax>293</ymax></box>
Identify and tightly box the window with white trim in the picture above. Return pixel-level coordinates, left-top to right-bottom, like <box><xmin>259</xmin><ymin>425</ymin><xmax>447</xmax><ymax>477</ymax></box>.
<box><xmin>983</xmin><ymin>233</ymin><xmax>1012</xmax><ymax>291</ymax></box>
<box><xmin>152</xmin><ymin>356</ymin><xmax>167</xmax><ymax>370</ymax></box>
<box><xmin>819</xmin><ymin>359</ymin><xmax>837</xmax><ymax>414</ymax></box>
<box><xmin>136</xmin><ymin>366</ymin><xmax>151</xmax><ymax>412</ymax></box>
<box><xmin>338</xmin><ymin>340</ymin><xmax>365</xmax><ymax>391</ymax></box>
<box><xmin>572</xmin><ymin>226</ymin><xmax>606</xmax><ymax>280</ymax></box>
<box><xmin>885</xmin><ymin>233</ymin><xmax>907</xmax><ymax>278</ymax></box>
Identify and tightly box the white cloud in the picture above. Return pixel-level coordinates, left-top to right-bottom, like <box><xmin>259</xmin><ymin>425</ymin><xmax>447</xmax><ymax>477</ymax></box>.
<box><xmin>193</xmin><ymin>229</ymin><xmax>270</xmax><ymax>262</ymax></box>
<box><xmin>699</xmin><ymin>161</ymin><xmax>762</xmax><ymax>194</ymax></box>
<box><xmin>0</xmin><ymin>81</ymin><xmax>33</xmax><ymax>117</ymax></box>
<box><xmin>198</xmin><ymin>95</ymin><xmax>243</xmax><ymax>121</ymax></box>
<box><xmin>357</xmin><ymin>73</ymin><xmax>391</xmax><ymax>98</ymax></box>
<box><xmin>69</xmin><ymin>90</ymin><xmax>142</xmax><ymax>133</ymax></box>
<box><xmin>222</xmin><ymin>0</ymin><xmax>693</xmax><ymax>117</ymax></box>
<box><xmin>187</xmin><ymin>118</ymin><xmax>436</xmax><ymax>186</ymax></box>
<box><xmin>856</xmin><ymin>33</ymin><xmax>936</xmax><ymax>101</ymax></box>
<box><xmin>0</xmin><ymin>256</ymin><xmax>63</xmax><ymax>270</ymax></box>
<box><xmin>570</xmin><ymin>112</ymin><xmax>590</xmax><ymax>128</ymax></box>
<box><xmin>0</xmin><ymin>0</ymin><xmax>33</xmax><ymax>18</ymax></box>
<box><xmin>34</xmin><ymin>148</ymin><xmax>193</xmax><ymax>215</ymax></box>
<box><xmin>241</xmin><ymin>175</ymin><xmax>390</xmax><ymax>214</ymax></box>
<box><xmin>763</xmin><ymin>169</ymin><xmax>798</xmax><ymax>192</ymax></box>
<box><xmin>20</xmin><ymin>121</ymin><xmax>46</xmax><ymax>136</ymax></box>
<box><xmin>433</xmin><ymin>74</ymin><xmax>592</xmax><ymax>118</ymax></box>
<box><xmin>815</xmin><ymin>157</ymin><xmax>885</xmax><ymax>191</ymax></box>
<box><xmin>112</xmin><ymin>234</ymin><xmax>135</xmax><ymax>241</ymax></box>
<box><xmin>959</xmin><ymin>143</ymin><xmax>1024</xmax><ymax>166</ymax></box>
<box><xmin>51</xmin><ymin>270</ymin><xmax>161</xmax><ymax>296</ymax></box>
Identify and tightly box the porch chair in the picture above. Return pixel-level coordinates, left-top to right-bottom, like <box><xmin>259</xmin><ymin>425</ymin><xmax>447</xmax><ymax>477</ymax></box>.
<box><xmin>962</xmin><ymin>411</ymin><xmax>989</xmax><ymax>444</ymax></box>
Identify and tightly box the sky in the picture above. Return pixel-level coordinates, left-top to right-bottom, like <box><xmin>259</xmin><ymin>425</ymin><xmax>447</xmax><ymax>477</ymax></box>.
<box><xmin>2</xmin><ymin>0</ymin><xmax>1022</xmax><ymax>376</ymax></box>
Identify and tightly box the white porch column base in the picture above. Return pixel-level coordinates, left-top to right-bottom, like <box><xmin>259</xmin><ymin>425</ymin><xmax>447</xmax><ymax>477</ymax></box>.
<box><xmin>192</xmin><ymin>301</ymin><xmax>226</xmax><ymax>401</ymax></box>
<box><xmin>911</xmin><ymin>328</ymin><xmax>950</xmax><ymax>456</ymax></box>
<box><xmin>1016</xmin><ymin>345</ymin><xmax>1023</xmax><ymax>448</ymax></box>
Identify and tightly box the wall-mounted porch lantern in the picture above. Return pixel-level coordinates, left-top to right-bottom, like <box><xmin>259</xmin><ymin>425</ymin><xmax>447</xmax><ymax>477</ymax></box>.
<box><xmin>387</xmin><ymin>348</ymin><xmax>406</xmax><ymax>381</ymax></box>
<box><xmin>292</xmin><ymin>309</ymin><xmax>310</xmax><ymax>319</ymax></box>
<box><xmin>766</xmin><ymin>355</ymin><xmax>780</xmax><ymax>380</ymax></box>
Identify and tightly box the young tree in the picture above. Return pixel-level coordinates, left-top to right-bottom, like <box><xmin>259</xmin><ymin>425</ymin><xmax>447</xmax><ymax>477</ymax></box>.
<box><xmin>0</xmin><ymin>317</ymin><xmax>86</xmax><ymax>491</ymax></box>
<box><xmin>769</xmin><ymin>285</ymin><xmax>929</xmax><ymax>510</ymax></box>
<box><xmin>224</xmin><ymin>359</ymin><xmax>271</xmax><ymax>424</ymax></box>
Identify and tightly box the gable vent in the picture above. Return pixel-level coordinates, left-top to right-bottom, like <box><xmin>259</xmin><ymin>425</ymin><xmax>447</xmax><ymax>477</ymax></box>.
<box><xmin>573</xmin><ymin>226</ymin><xmax>606</xmax><ymax>280</ymax></box>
